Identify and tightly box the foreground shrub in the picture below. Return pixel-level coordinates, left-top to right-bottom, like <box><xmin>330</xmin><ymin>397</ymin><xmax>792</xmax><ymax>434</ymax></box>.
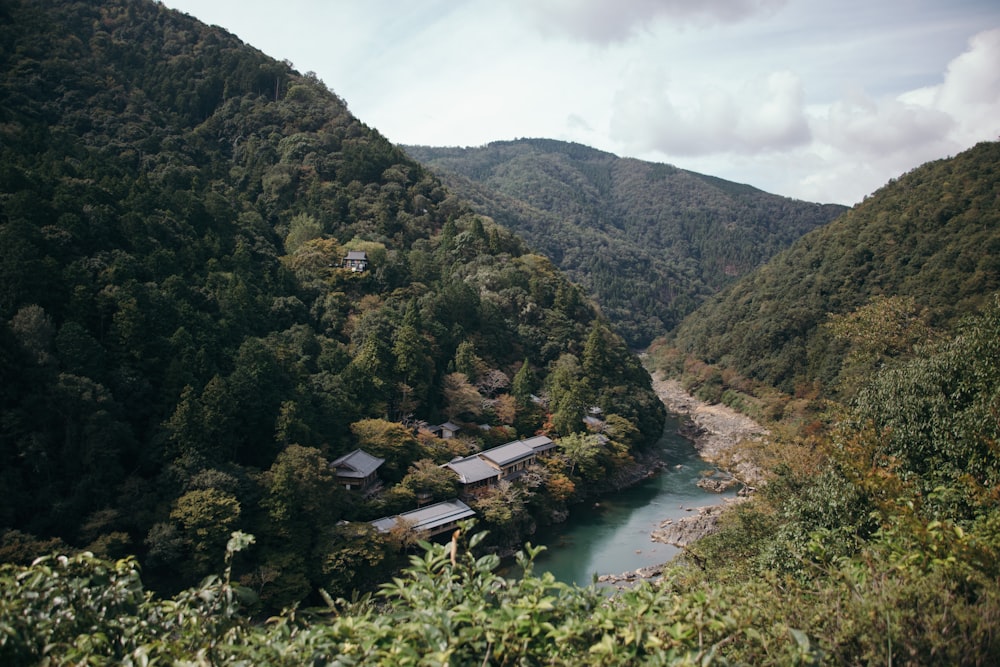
<box><xmin>2</xmin><ymin>525</ymin><xmax>804</xmax><ymax>666</ymax></box>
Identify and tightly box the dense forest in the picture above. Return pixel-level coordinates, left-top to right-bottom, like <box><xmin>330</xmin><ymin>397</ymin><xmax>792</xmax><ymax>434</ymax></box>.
<box><xmin>0</xmin><ymin>0</ymin><xmax>664</xmax><ymax>609</ymax></box>
<box><xmin>406</xmin><ymin>140</ymin><xmax>846</xmax><ymax>348</ymax></box>
<box><xmin>3</xmin><ymin>0</ymin><xmax>1000</xmax><ymax>664</ymax></box>
<box><xmin>6</xmin><ymin>295</ymin><xmax>1000</xmax><ymax>663</ymax></box>
<box><xmin>656</xmin><ymin>141</ymin><xmax>1000</xmax><ymax>400</ymax></box>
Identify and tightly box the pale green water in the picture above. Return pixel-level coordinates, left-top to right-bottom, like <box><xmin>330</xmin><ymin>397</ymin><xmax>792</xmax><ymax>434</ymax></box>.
<box><xmin>531</xmin><ymin>415</ymin><xmax>736</xmax><ymax>585</ymax></box>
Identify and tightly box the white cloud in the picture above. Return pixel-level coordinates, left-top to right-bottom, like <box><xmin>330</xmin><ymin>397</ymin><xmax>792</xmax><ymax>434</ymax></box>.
<box><xmin>932</xmin><ymin>27</ymin><xmax>1000</xmax><ymax>144</ymax></box>
<box><xmin>938</xmin><ymin>28</ymin><xmax>1000</xmax><ymax>105</ymax></box>
<box><xmin>820</xmin><ymin>27</ymin><xmax>1000</xmax><ymax>159</ymax></box>
<box><xmin>615</xmin><ymin>24</ymin><xmax>1000</xmax><ymax>204</ymax></box>
<box><xmin>821</xmin><ymin>93</ymin><xmax>955</xmax><ymax>157</ymax></box>
<box><xmin>161</xmin><ymin>0</ymin><xmax>1000</xmax><ymax>205</ymax></box>
<box><xmin>517</xmin><ymin>0</ymin><xmax>787</xmax><ymax>44</ymax></box>
<box><xmin>610</xmin><ymin>69</ymin><xmax>810</xmax><ymax>155</ymax></box>
<box><xmin>798</xmin><ymin>26</ymin><xmax>1000</xmax><ymax>202</ymax></box>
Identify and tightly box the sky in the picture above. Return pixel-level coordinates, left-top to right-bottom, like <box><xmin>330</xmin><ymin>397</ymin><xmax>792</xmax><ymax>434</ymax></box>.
<box><xmin>162</xmin><ymin>0</ymin><xmax>1000</xmax><ymax>205</ymax></box>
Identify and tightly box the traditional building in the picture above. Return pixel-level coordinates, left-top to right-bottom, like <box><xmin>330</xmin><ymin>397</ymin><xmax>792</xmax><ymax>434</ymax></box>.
<box><xmin>520</xmin><ymin>434</ymin><xmax>557</xmax><ymax>454</ymax></box>
<box><xmin>331</xmin><ymin>449</ymin><xmax>384</xmax><ymax>492</ymax></box>
<box><xmin>370</xmin><ymin>499</ymin><xmax>476</xmax><ymax>538</ymax></box>
<box><xmin>443</xmin><ymin>436</ymin><xmax>549</xmax><ymax>497</ymax></box>
<box><xmin>433</xmin><ymin>421</ymin><xmax>461</xmax><ymax>439</ymax></box>
<box><xmin>443</xmin><ymin>455</ymin><xmax>501</xmax><ymax>496</ymax></box>
<box><xmin>479</xmin><ymin>440</ymin><xmax>536</xmax><ymax>480</ymax></box>
<box><xmin>343</xmin><ymin>250</ymin><xmax>368</xmax><ymax>272</ymax></box>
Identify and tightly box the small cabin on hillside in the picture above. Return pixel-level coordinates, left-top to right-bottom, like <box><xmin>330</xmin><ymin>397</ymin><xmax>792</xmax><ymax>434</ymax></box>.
<box><xmin>583</xmin><ymin>407</ymin><xmax>606</xmax><ymax>431</ymax></box>
<box><xmin>331</xmin><ymin>448</ymin><xmax>384</xmax><ymax>492</ymax></box>
<box><xmin>343</xmin><ymin>250</ymin><xmax>368</xmax><ymax>272</ymax></box>
<box><xmin>432</xmin><ymin>421</ymin><xmax>461</xmax><ymax>439</ymax></box>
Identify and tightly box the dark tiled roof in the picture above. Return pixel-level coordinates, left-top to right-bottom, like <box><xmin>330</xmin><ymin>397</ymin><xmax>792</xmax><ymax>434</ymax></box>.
<box><xmin>331</xmin><ymin>449</ymin><xmax>384</xmax><ymax>479</ymax></box>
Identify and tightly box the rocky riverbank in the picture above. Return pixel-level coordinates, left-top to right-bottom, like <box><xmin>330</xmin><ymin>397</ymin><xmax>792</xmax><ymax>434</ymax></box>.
<box><xmin>596</xmin><ymin>563</ymin><xmax>665</xmax><ymax>588</ymax></box>
<box><xmin>646</xmin><ymin>373</ymin><xmax>768</xmax><ymax>549</ymax></box>
<box><xmin>650</xmin><ymin>374</ymin><xmax>767</xmax><ymax>487</ymax></box>
<box><xmin>650</xmin><ymin>501</ymin><xmax>738</xmax><ymax>547</ymax></box>
<box><xmin>584</xmin><ymin>373</ymin><xmax>771</xmax><ymax>585</ymax></box>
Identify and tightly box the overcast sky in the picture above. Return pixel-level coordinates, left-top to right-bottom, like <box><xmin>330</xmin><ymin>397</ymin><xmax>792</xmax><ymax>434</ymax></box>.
<box><xmin>163</xmin><ymin>0</ymin><xmax>999</xmax><ymax>205</ymax></box>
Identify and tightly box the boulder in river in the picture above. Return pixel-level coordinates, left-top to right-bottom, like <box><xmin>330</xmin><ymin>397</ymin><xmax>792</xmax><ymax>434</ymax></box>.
<box><xmin>650</xmin><ymin>501</ymin><xmax>743</xmax><ymax>547</ymax></box>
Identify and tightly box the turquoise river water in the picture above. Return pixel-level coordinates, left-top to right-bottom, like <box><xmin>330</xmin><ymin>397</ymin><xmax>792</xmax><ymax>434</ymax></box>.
<box><xmin>531</xmin><ymin>415</ymin><xmax>736</xmax><ymax>585</ymax></box>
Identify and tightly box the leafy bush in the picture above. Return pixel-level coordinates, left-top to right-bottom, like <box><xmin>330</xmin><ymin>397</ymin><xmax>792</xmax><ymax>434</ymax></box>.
<box><xmin>0</xmin><ymin>526</ymin><xmax>792</xmax><ymax>665</ymax></box>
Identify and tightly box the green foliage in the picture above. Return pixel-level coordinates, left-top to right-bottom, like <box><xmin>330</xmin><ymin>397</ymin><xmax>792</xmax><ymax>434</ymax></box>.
<box><xmin>441</xmin><ymin>371</ymin><xmax>483</xmax><ymax>421</ymax></box>
<box><xmin>849</xmin><ymin>296</ymin><xmax>1000</xmax><ymax>510</ymax></box>
<box><xmin>397</xmin><ymin>459</ymin><xmax>459</xmax><ymax>507</ymax></box>
<box><xmin>169</xmin><ymin>488</ymin><xmax>241</xmax><ymax>577</ymax></box>
<box><xmin>0</xmin><ymin>0</ymin><xmax>664</xmax><ymax>604</ymax></box>
<box><xmin>0</xmin><ymin>528</ymin><xmax>776</xmax><ymax>665</ymax></box>
<box><xmin>261</xmin><ymin>445</ymin><xmax>345</xmax><ymax>542</ymax></box>
<box><xmin>0</xmin><ymin>531</ymin><xmax>256</xmax><ymax>665</ymax></box>
<box><xmin>677</xmin><ymin>299</ymin><xmax>1000</xmax><ymax>664</ymax></box>
<box><xmin>558</xmin><ymin>432</ymin><xmax>605</xmax><ymax>480</ymax></box>
<box><xmin>682</xmin><ymin>497</ymin><xmax>1000</xmax><ymax>665</ymax></box>
<box><xmin>282</xmin><ymin>212</ymin><xmax>323</xmax><ymax>254</ymax></box>
<box><xmin>452</xmin><ymin>339</ymin><xmax>485</xmax><ymax>380</ymax></box>
<box><xmin>663</xmin><ymin>141</ymin><xmax>1000</xmax><ymax>399</ymax></box>
<box><xmin>317</xmin><ymin>521</ymin><xmax>397</xmax><ymax>598</ymax></box>
<box><xmin>825</xmin><ymin>294</ymin><xmax>935</xmax><ymax>395</ymax></box>
<box><xmin>407</xmin><ymin>140</ymin><xmax>845</xmax><ymax>348</ymax></box>
<box><xmin>350</xmin><ymin>419</ymin><xmax>425</xmax><ymax>483</ymax></box>
<box><xmin>512</xmin><ymin>358</ymin><xmax>537</xmax><ymax>404</ymax></box>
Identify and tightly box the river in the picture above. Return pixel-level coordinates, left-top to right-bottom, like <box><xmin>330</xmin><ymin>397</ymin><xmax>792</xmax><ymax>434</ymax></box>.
<box><xmin>530</xmin><ymin>414</ymin><xmax>736</xmax><ymax>585</ymax></box>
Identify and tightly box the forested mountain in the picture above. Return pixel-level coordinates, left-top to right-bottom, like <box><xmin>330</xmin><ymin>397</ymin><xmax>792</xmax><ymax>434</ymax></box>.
<box><xmin>657</xmin><ymin>140</ymin><xmax>1000</xmax><ymax>399</ymax></box>
<box><xmin>7</xmin><ymin>298</ymin><xmax>1000</xmax><ymax>662</ymax></box>
<box><xmin>0</xmin><ymin>0</ymin><xmax>665</xmax><ymax>605</ymax></box>
<box><xmin>406</xmin><ymin>140</ymin><xmax>847</xmax><ymax>348</ymax></box>
<box><xmin>4</xmin><ymin>2</ymin><xmax>1000</xmax><ymax>663</ymax></box>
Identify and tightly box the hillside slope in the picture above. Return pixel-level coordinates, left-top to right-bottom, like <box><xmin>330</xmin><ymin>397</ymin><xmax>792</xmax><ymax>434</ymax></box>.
<box><xmin>0</xmin><ymin>0</ymin><xmax>664</xmax><ymax>601</ymax></box>
<box><xmin>406</xmin><ymin>139</ymin><xmax>847</xmax><ymax>347</ymax></box>
<box><xmin>660</xmin><ymin>140</ymin><xmax>1000</xmax><ymax>397</ymax></box>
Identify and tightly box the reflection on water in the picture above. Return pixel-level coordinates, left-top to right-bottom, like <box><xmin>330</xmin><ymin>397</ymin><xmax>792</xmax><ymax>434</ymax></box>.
<box><xmin>530</xmin><ymin>416</ymin><xmax>736</xmax><ymax>585</ymax></box>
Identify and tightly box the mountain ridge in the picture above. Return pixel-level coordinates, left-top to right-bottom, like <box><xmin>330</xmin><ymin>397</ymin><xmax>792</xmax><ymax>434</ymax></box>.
<box><xmin>406</xmin><ymin>139</ymin><xmax>847</xmax><ymax>347</ymax></box>
<box><xmin>656</xmin><ymin>139</ymin><xmax>1000</xmax><ymax>399</ymax></box>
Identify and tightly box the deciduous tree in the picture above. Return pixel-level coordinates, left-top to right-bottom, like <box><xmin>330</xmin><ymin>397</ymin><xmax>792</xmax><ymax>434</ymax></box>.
<box><xmin>350</xmin><ymin>418</ymin><xmax>424</xmax><ymax>483</ymax></box>
<box><xmin>442</xmin><ymin>372</ymin><xmax>482</xmax><ymax>422</ymax></box>
<box><xmin>170</xmin><ymin>488</ymin><xmax>241</xmax><ymax>575</ymax></box>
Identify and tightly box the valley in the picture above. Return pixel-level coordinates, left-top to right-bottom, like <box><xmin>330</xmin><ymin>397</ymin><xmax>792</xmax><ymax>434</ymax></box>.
<box><xmin>1</xmin><ymin>1</ymin><xmax>998</xmax><ymax>664</ymax></box>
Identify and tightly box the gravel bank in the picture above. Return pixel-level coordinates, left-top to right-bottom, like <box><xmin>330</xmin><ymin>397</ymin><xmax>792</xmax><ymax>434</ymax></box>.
<box><xmin>650</xmin><ymin>373</ymin><xmax>767</xmax><ymax>487</ymax></box>
<box><xmin>647</xmin><ymin>373</ymin><xmax>768</xmax><ymax>549</ymax></box>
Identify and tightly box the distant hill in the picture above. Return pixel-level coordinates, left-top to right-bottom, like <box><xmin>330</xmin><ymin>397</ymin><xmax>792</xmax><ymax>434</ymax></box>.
<box><xmin>659</xmin><ymin>141</ymin><xmax>1000</xmax><ymax>397</ymax></box>
<box><xmin>406</xmin><ymin>139</ymin><xmax>847</xmax><ymax>347</ymax></box>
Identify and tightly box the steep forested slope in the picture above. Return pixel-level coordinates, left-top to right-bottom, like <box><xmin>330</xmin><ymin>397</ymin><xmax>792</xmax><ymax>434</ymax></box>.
<box><xmin>3</xmin><ymin>5</ymin><xmax>999</xmax><ymax>662</ymax></box>
<box><xmin>5</xmin><ymin>299</ymin><xmax>1000</xmax><ymax>663</ymax></box>
<box><xmin>0</xmin><ymin>0</ymin><xmax>664</xmax><ymax>602</ymax></box>
<box><xmin>406</xmin><ymin>140</ymin><xmax>847</xmax><ymax>347</ymax></box>
<box><xmin>661</xmin><ymin>141</ymin><xmax>1000</xmax><ymax>397</ymax></box>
